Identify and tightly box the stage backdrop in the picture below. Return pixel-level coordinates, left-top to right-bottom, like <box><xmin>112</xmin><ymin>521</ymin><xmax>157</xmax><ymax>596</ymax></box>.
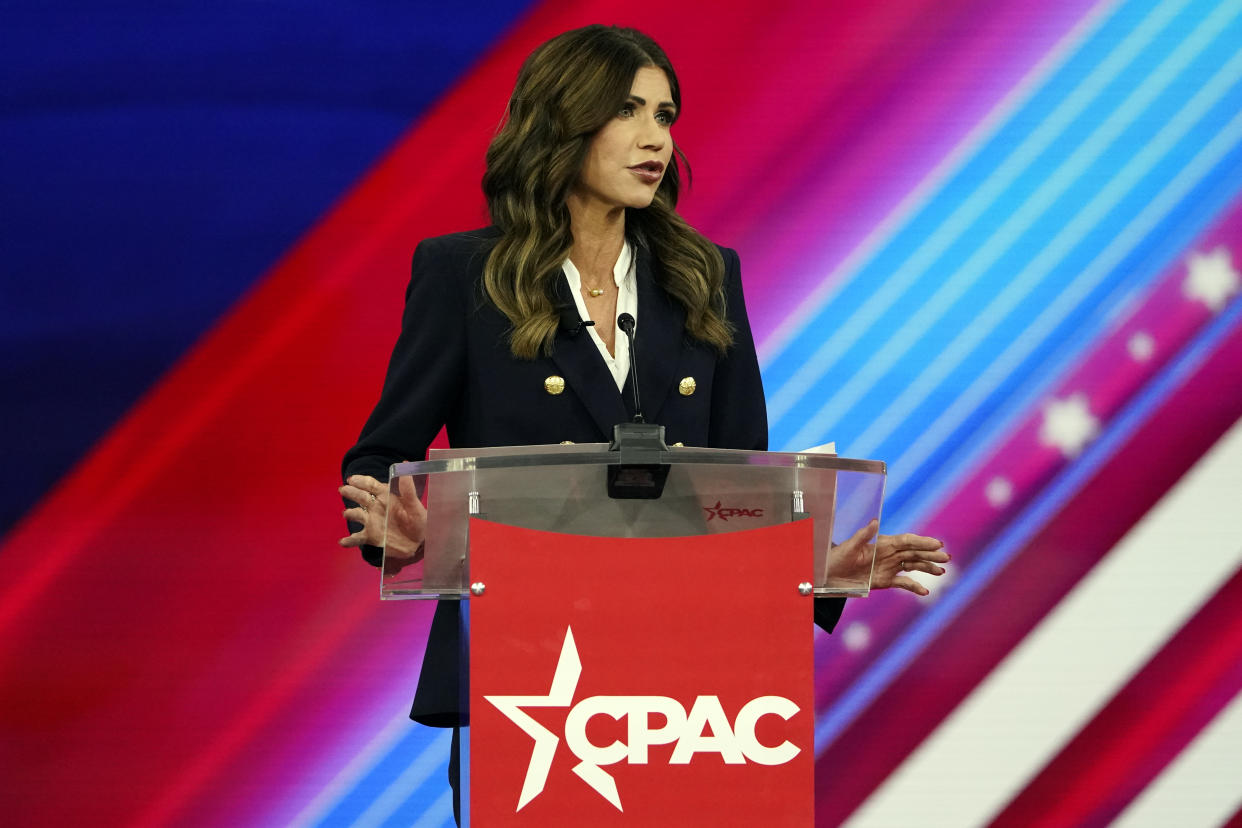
<box><xmin>3</xmin><ymin>1</ymin><xmax>1242</xmax><ymax>826</ymax></box>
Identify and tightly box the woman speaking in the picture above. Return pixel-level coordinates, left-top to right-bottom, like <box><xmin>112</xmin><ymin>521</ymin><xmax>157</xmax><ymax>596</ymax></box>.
<box><xmin>338</xmin><ymin>24</ymin><xmax>947</xmax><ymax>821</ymax></box>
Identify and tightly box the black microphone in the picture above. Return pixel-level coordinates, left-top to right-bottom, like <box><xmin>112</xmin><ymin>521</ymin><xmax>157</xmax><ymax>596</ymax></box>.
<box><xmin>558</xmin><ymin>306</ymin><xmax>596</xmax><ymax>337</ymax></box>
<box><xmin>617</xmin><ymin>312</ymin><xmax>643</xmax><ymax>423</ymax></box>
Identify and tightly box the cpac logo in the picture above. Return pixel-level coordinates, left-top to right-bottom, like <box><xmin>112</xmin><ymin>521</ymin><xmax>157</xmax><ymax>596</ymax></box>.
<box><xmin>484</xmin><ymin>627</ymin><xmax>800</xmax><ymax>812</ymax></box>
<box><xmin>703</xmin><ymin>500</ymin><xmax>765</xmax><ymax>521</ymax></box>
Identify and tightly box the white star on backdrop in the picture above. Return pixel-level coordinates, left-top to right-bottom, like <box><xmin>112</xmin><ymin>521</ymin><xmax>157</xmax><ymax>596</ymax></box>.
<box><xmin>1039</xmin><ymin>393</ymin><xmax>1100</xmax><ymax>458</ymax></box>
<box><xmin>1127</xmin><ymin>330</ymin><xmax>1155</xmax><ymax>362</ymax></box>
<box><xmin>985</xmin><ymin>476</ymin><xmax>1014</xmax><ymax>508</ymax></box>
<box><xmin>1183</xmin><ymin>246</ymin><xmax>1240</xmax><ymax>312</ymax></box>
<box><xmin>842</xmin><ymin>621</ymin><xmax>871</xmax><ymax>652</ymax></box>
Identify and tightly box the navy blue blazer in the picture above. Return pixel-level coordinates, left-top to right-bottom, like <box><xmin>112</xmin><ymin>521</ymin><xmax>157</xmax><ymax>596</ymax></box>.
<box><xmin>342</xmin><ymin>227</ymin><xmax>844</xmax><ymax>725</ymax></box>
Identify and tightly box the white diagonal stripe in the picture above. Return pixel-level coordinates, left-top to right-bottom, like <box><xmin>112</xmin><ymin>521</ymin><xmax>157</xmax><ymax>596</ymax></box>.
<box><xmin>787</xmin><ymin>0</ymin><xmax>1241</xmax><ymax>450</ymax></box>
<box><xmin>845</xmin><ymin>413</ymin><xmax>1242</xmax><ymax>828</ymax></box>
<box><xmin>410</xmin><ymin>788</ymin><xmax>455</xmax><ymax>828</ymax></box>
<box><xmin>767</xmin><ymin>0</ymin><xmax>1192</xmax><ymax>427</ymax></box>
<box><xmin>889</xmin><ymin>100</ymin><xmax>1242</xmax><ymax>504</ymax></box>
<box><xmin>285</xmin><ymin>713</ymin><xmax>415</xmax><ymax>828</ymax></box>
<box><xmin>850</xmin><ymin>35</ymin><xmax>1242</xmax><ymax>461</ymax></box>
<box><xmin>759</xmin><ymin>0</ymin><xmax>1124</xmax><ymax>365</ymax></box>
<box><xmin>1110</xmin><ymin>685</ymin><xmax>1242</xmax><ymax>828</ymax></box>
<box><xmin>348</xmin><ymin>728</ymin><xmax>453</xmax><ymax>828</ymax></box>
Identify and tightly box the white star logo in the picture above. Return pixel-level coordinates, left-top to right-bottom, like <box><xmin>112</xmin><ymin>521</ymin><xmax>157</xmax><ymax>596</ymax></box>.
<box><xmin>484</xmin><ymin>627</ymin><xmax>624</xmax><ymax>812</ymax></box>
<box><xmin>1183</xmin><ymin>246</ymin><xmax>1240</xmax><ymax>312</ymax></box>
<box><xmin>1039</xmin><ymin>393</ymin><xmax>1099</xmax><ymax>458</ymax></box>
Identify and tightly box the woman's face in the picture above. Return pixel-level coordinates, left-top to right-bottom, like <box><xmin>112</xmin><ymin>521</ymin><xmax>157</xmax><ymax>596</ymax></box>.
<box><xmin>572</xmin><ymin>66</ymin><xmax>677</xmax><ymax>215</ymax></box>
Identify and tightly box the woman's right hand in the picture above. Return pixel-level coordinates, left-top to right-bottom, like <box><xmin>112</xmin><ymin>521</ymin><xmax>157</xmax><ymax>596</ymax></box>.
<box><xmin>338</xmin><ymin>474</ymin><xmax>427</xmax><ymax>561</ymax></box>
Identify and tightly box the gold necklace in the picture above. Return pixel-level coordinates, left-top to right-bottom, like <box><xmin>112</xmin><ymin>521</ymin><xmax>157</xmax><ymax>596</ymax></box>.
<box><xmin>587</xmin><ymin>287</ymin><xmax>605</xmax><ymax>297</ymax></box>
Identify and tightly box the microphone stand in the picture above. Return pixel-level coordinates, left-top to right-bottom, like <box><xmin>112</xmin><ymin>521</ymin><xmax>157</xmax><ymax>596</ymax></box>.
<box><xmin>607</xmin><ymin>312</ymin><xmax>671</xmax><ymax>499</ymax></box>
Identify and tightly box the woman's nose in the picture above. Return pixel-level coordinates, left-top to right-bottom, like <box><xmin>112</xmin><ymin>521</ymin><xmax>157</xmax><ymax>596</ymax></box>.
<box><xmin>638</xmin><ymin>117</ymin><xmax>666</xmax><ymax>149</ymax></box>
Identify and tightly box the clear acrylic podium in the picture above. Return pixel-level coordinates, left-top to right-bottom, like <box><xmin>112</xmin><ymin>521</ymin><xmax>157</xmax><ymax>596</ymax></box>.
<box><xmin>380</xmin><ymin>442</ymin><xmax>886</xmax><ymax>599</ymax></box>
<box><xmin>378</xmin><ymin>438</ymin><xmax>887</xmax><ymax>824</ymax></box>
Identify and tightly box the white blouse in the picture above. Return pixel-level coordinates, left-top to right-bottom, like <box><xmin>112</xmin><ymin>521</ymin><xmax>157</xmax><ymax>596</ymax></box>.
<box><xmin>561</xmin><ymin>242</ymin><xmax>638</xmax><ymax>392</ymax></box>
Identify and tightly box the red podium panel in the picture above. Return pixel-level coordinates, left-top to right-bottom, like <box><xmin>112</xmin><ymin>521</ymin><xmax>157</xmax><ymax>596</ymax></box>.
<box><xmin>469</xmin><ymin>519</ymin><xmax>814</xmax><ymax>826</ymax></box>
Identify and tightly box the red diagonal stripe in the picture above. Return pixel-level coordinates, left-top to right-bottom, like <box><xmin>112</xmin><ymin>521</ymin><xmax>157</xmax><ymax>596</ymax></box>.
<box><xmin>988</xmin><ymin>569</ymin><xmax>1242</xmax><ymax>827</ymax></box>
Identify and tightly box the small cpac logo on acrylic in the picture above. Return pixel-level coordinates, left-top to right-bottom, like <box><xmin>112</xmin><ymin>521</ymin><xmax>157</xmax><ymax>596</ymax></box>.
<box><xmin>702</xmin><ymin>500</ymin><xmax>765</xmax><ymax>521</ymax></box>
<box><xmin>484</xmin><ymin>627</ymin><xmax>801</xmax><ymax>813</ymax></box>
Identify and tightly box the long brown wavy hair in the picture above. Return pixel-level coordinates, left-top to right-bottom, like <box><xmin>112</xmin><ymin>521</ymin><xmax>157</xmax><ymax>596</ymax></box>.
<box><xmin>482</xmin><ymin>25</ymin><xmax>733</xmax><ymax>359</ymax></box>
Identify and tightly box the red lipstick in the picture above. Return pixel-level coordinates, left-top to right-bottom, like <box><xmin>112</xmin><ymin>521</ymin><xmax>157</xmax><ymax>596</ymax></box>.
<box><xmin>628</xmin><ymin>160</ymin><xmax>665</xmax><ymax>184</ymax></box>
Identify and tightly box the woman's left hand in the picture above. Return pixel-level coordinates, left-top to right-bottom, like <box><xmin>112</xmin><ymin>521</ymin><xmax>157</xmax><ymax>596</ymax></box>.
<box><xmin>831</xmin><ymin>519</ymin><xmax>950</xmax><ymax>596</ymax></box>
<box><xmin>870</xmin><ymin>522</ymin><xmax>949</xmax><ymax>595</ymax></box>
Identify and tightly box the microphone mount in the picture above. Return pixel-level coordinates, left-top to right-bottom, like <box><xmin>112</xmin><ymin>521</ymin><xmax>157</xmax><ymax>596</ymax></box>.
<box><xmin>607</xmin><ymin>312</ymin><xmax>669</xmax><ymax>499</ymax></box>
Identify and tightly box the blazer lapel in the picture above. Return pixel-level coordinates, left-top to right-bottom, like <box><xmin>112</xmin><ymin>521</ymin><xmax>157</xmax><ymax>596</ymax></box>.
<box><xmin>549</xmin><ymin>276</ymin><xmax>629</xmax><ymax>437</ymax></box>
<box><xmin>627</xmin><ymin>246</ymin><xmax>685</xmax><ymax>424</ymax></box>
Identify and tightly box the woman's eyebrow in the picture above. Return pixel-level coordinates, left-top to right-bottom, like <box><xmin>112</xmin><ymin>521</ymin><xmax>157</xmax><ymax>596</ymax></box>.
<box><xmin>628</xmin><ymin>94</ymin><xmax>677</xmax><ymax>110</ymax></box>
